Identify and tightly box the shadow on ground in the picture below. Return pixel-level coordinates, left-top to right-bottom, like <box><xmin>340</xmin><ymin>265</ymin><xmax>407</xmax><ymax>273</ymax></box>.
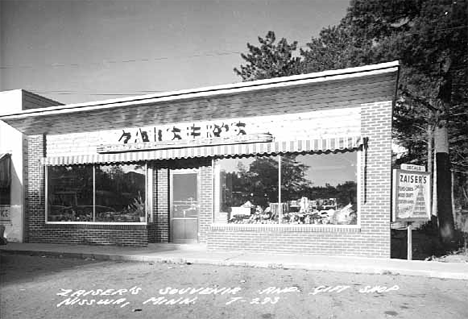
<box><xmin>391</xmin><ymin>226</ymin><xmax>467</xmax><ymax>260</ymax></box>
<box><xmin>0</xmin><ymin>252</ymin><xmax>105</xmax><ymax>287</ymax></box>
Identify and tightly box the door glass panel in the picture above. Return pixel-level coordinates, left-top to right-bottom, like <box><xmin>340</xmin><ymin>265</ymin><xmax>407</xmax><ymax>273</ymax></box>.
<box><xmin>172</xmin><ymin>173</ymin><xmax>198</xmax><ymax>218</ymax></box>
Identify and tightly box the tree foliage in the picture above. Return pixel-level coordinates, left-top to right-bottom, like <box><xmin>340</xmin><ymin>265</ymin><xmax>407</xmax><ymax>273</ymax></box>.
<box><xmin>234</xmin><ymin>0</ymin><xmax>468</xmax><ymax>242</ymax></box>
<box><xmin>233</xmin><ymin>31</ymin><xmax>301</xmax><ymax>81</ymax></box>
<box><xmin>304</xmin><ymin>0</ymin><xmax>468</xmax><ymax>170</ymax></box>
<box><xmin>233</xmin><ymin>156</ymin><xmax>313</xmax><ymax>207</ymax></box>
<box><xmin>227</xmin><ymin>156</ymin><xmax>356</xmax><ymax>209</ymax></box>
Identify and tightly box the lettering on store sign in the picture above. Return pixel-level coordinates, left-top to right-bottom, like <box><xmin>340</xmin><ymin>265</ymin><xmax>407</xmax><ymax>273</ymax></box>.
<box><xmin>55</xmin><ymin>284</ymin><xmax>400</xmax><ymax>308</ymax></box>
<box><xmin>117</xmin><ymin>121</ymin><xmax>247</xmax><ymax>144</ymax></box>
<box><xmin>399</xmin><ymin>174</ymin><xmax>428</xmax><ymax>184</ymax></box>
<box><xmin>97</xmin><ymin>132</ymin><xmax>273</xmax><ymax>154</ymax></box>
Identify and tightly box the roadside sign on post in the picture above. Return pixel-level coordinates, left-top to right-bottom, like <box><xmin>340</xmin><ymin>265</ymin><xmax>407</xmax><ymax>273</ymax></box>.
<box><xmin>393</xmin><ymin>164</ymin><xmax>431</xmax><ymax>260</ymax></box>
<box><xmin>393</xmin><ymin>168</ymin><xmax>431</xmax><ymax>261</ymax></box>
<box><xmin>392</xmin><ymin>169</ymin><xmax>431</xmax><ymax>222</ymax></box>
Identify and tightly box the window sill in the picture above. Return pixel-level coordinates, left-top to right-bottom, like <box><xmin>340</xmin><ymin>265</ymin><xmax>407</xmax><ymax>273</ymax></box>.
<box><xmin>45</xmin><ymin>221</ymin><xmax>147</xmax><ymax>226</ymax></box>
<box><xmin>210</xmin><ymin>223</ymin><xmax>361</xmax><ymax>233</ymax></box>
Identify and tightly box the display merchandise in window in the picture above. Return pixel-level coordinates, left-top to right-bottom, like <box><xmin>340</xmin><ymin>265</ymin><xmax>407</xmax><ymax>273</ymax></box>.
<box><xmin>95</xmin><ymin>165</ymin><xmax>146</xmax><ymax>222</ymax></box>
<box><xmin>47</xmin><ymin>164</ymin><xmax>146</xmax><ymax>223</ymax></box>
<box><xmin>214</xmin><ymin>152</ymin><xmax>358</xmax><ymax>225</ymax></box>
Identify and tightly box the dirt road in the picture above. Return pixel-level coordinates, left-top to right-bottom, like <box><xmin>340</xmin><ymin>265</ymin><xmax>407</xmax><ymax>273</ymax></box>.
<box><xmin>1</xmin><ymin>253</ymin><xmax>467</xmax><ymax>319</ymax></box>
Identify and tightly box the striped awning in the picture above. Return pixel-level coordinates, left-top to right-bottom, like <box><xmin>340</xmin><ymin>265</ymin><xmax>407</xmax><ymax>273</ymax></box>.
<box><xmin>42</xmin><ymin>136</ymin><xmax>364</xmax><ymax>166</ymax></box>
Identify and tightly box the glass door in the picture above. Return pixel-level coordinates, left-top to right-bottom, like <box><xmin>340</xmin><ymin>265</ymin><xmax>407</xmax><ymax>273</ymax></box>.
<box><xmin>170</xmin><ymin>169</ymin><xmax>199</xmax><ymax>243</ymax></box>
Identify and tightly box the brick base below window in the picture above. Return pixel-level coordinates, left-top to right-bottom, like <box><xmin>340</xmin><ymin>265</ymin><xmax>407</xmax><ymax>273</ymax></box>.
<box><xmin>29</xmin><ymin>224</ymin><xmax>149</xmax><ymax>247</ymax></box>
<box><xmin>207</xmin><ymin>227</ymin><xmax>390</xmax><ymax>258</ymax></box>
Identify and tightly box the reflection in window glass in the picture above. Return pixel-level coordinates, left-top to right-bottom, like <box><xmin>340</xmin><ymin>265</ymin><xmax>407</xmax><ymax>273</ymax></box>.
<box><xmin>214</xmin><ymin>157</ymin><xmax>278</xmax><ymax>223</ymax></box>
<box><xmin>214</xmin><ymin>152</ymin><xmax>358</xmax><ymax>225</ymax></box>
<box><xmin>281</xmin><ymin>153</ymin><xmax>357</xmax><ymax>225</ymax></box>
<box><xmin>172</xmin><ymin>173</ymin><xmax>198</xmax><ymax>219</ymax></box>
<box><xmin>0</xmin><ymin>187</ymin><xmax>9</xmax><ymax>205</ymax></box>
<box><xmin>47</xmin><ymin>166</ymin><xmax>93</xmax><ymax>222</ymax></box>
<box><xmin>0</xmin><ymin>154</ymin><xmax>11</xmax><ymax>206</ymax></box>
<box><xmin>95</xmin><ymin>164</ymin><xmax>146</xmax><ymax>222</ymax></box>
<box><xmin>47</xmin><ymin>164</ymin><xmax>146</xmax><ymax>223</ymax></box>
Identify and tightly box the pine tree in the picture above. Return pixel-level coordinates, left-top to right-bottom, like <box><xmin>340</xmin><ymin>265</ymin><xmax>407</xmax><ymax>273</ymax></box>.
<box><xmin>234</xmin><ymin>31</ymin><xmax>301</xmax><ymax>81</ymax></box>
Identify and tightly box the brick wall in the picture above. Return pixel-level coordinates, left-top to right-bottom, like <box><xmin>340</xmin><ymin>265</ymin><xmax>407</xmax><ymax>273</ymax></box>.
<box><xmin>153</xmin><ymin>167</ymin><xmax>169</xmax><ymax>242</ymax></box>
<box><xmin>198</xmin><ymin>164</ymin><xmax>213</xmax><ymax>244</ymax></box>
<box><xmin>25</xmin><ymin>135</ymin><xmax>45</xmax><ymax>244</ymax></box>
<box><xmin>207</xmin><ymin>100</ymin><xmax>393</xmax><ymax>258</ymax></box>
<box><xmin>359</xmin><ymin>100</ymin><xmax>393</xmax><ymax>257</ymax></box>
<box><xmin>36</xmin><ymin>224</ymin><xmax>148</xmax><ymax>246</ymax></box>
<box><xmin>208</xmin><ymin>227</ymin><xmax>366</xmax><ymax>256</ymax></box>
<box><xmin>22</xmin><ymin>135</ymin><xmax>29</xmax><ymax>242</ymax></box>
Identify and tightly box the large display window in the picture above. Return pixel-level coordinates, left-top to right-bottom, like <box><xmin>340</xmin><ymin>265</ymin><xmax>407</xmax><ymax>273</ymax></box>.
<box><xmin>46</xmin><ymin>163</ymin><xmax>147</xmax><ymax>223</ymax></box>
<box><xmin>214</xmin><ymin>152</ymin><xmax>358</xmax><ymax>225</ymax></box>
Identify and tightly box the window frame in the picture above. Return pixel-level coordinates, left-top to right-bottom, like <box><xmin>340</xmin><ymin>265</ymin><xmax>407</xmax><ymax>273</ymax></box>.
<box><xmin>212</xmin><ymin>150</ymin><xmax>361</xmax><ymax>228</ymax></box>
<box><xmin>45</xmin><ymin>163</ymin><xmax>150</xmax><ymax>225</ymax></box>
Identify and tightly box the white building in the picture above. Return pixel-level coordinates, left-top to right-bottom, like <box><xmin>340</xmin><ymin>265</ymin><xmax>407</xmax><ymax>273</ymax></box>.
<box><xmin>0</xmin><ymin>89</ymin><xmax>61</xmax><ymax>242</ymax></box>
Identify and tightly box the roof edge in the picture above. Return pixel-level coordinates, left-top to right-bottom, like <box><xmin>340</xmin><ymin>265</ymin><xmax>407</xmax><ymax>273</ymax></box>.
<box><xmin>0</xmin><ymin>61</ymin><xmax>399</xmax><ymax>120</ymax></box>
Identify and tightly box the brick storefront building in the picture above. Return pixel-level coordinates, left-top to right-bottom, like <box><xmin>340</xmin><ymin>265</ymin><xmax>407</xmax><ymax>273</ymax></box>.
<box><xmin>0</xmin><ymin>61</ymin><xmax>399</xmax><ymax>258</ymax></box>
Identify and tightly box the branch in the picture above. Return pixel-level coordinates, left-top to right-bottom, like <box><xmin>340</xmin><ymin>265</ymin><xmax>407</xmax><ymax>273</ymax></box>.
<box><xmin>400</xmin><ymin>89</ymin><xmax>440</xmax><ymax>113</ymax></box>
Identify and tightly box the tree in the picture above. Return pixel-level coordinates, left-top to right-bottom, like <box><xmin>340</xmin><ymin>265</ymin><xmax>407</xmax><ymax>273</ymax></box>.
<box><xmin>300</xmin><ymin>25</ymin><xmax>373</xmax><ymax>72</ymax></box>
<box><xmin>229</xmin><ymin>156</ymin><xmax>313</xmax><ymax>208</ymax></box>
<box><xmin>234</xmin><ymin>31</ymin><xmax>301</xmax><ymax>81</ymax></box>
<box><xmin>280</xmin><ymin>155</ymin><xmax>314</xmax><ymax>201</ymax></box>
<box><xmin>234</xmin><ymin>0</ymin><xmax>468</xmax><ymax>244</ymax></box>
<box><xmin>333</xmin><ymin>0</ymin><xmax>467</xmax><ymax>244</ymax></box>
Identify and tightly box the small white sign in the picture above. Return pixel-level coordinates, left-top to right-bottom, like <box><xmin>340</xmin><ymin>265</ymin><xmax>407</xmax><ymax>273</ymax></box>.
<box><xmin>401</xmin><ymin>164</ymin><xmax>426</xmax><ymax>172</ymax></box>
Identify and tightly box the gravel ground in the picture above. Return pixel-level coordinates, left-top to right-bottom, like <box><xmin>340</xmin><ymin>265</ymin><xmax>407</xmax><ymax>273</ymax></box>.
<box><xmin>1</xmin><ymin>253</ymin><xmax>468</xmax><ymax>319</ymax></box>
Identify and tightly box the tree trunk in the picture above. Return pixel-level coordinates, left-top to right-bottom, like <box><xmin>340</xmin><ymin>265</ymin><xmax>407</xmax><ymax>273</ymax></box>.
<box><xmin>434</xmin><ymin>122</ymin><xmax>455</xmax><ymax>244</ymax></box>
<box><xmin>432</xmin><ymin>146</ymin><xmax>438</xmax><ymax>218</ymax></box>
<box><xmin>427</xmin><ymin>125</ymin><xmax>435</xmax><ymax>216</ymax></box>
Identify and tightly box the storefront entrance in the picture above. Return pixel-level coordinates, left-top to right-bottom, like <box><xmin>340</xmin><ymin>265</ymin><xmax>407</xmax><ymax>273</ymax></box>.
<box><xmin>170</xmin><ymin>169</ymin><xmax>199</xmax><ymax>244</ymax></box>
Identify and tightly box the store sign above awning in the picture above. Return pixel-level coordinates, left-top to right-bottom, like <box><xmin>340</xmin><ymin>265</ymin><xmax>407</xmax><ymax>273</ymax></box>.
<box><xmin>113</xmin><ymin>120</ymin><xmax>249</xmax><ymax>144</ymax></box>
<box><xmin>97</xmin><ymin>133</ymin><xmax>274</xmax><ymax>154</ymax></box>
<box><xmin>44</xmin><ymin>108</ymin><xmax>364</xmax><ymax>166</ymax></box>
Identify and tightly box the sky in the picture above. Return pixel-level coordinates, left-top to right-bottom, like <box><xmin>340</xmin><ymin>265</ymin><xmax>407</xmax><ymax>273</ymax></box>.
<box><xmin>0</xmin><ymin>0</ymin><xmax>351</xmax><ymax>105</ymax></box>
<box><xmin>220</xmin><ymin>152</ymin><xmax>357</xmax><ymax>187</ymax></box>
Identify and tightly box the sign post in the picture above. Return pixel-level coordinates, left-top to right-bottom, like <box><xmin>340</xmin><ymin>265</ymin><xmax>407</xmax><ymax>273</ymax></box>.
<box><xmin>407</xmin><ymin>222</ymin><xmax>413</xmax><ymax>260</ymax></box>
<box><xmin>392</xmin><ymin>165</ymin><xmax>431</xmax><ymax>260</ymax></box>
